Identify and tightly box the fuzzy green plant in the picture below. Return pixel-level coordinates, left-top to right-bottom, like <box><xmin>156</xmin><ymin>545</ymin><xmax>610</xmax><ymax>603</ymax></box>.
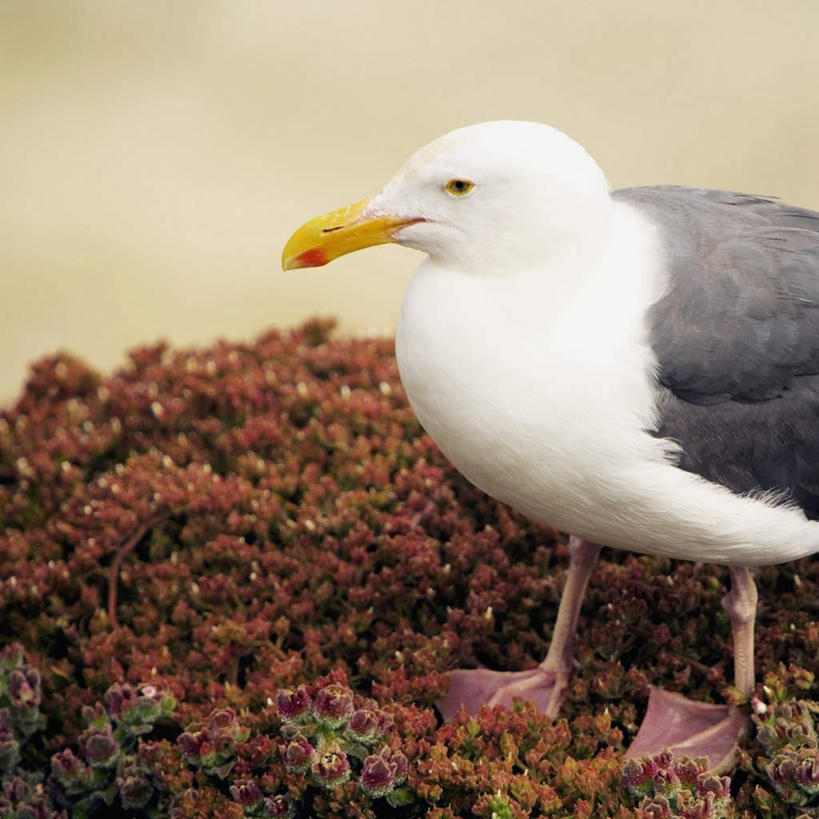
<box><xmin>752</xmin><ymin>689</ymin><xmax>819</xmax><ymax>807</ymax></box>
<box><xmin>0</xmin><ymin>644</ymin><xmax>45</xmax><ymax>776</ymax></box>
<box><xmin>622</xmin><ymin>752</ymin><xmax>732</xmax><ymax>818</ymax></box>
<box><xmin>275</xmin><ymin>680</ymin><xmax>410</xmax><ymax>804</ymax></box>
<box><xmin>49</xmin><ymin>681</ymin><xmax>175</xmax><ymax>816</ymax></box>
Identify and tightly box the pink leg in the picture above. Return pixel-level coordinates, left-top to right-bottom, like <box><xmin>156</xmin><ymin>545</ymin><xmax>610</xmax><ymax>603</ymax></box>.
<box><xmin>535</xmin><ymin>536</ymin><xmax>602</xmax><ymax>714</ymax></box>
<box><xmin>437</xmin><ymin>536</ymin><xmax>601</xmax><ymax>720</ymax></box>
<box><xmin>626</xmin><ymin>567</ymin><xmax>756</xmax><ymax>772</ymax></box>
<box><xmin>722</xmin><ymin>567</ymin><xmax>757</xmax><ymax>696</ymax></box>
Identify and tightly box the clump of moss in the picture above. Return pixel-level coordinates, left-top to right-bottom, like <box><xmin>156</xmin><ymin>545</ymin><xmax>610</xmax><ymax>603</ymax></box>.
<box><xmin>0</xmin><ymin>319</ymin><xmax>817</xmax><ymax>817</ymax></box>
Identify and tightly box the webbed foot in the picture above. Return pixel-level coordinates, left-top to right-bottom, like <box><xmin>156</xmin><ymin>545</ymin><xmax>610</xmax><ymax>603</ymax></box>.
<box><xmin>625</xmin><ymin>687</ymin><xmax>747</xmax><ymax>773</ymax></box>
<box><xmin>437</xmin><ymin>665</ymin><xmax>566</xmax><ymax>720</ymax></box>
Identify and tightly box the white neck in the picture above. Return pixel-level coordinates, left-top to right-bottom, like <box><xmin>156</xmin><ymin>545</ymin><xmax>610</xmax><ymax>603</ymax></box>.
<box><xmin>416</xmin><ymin>198</ymin><xmax>659</xmax><ymax>340</ymax></box>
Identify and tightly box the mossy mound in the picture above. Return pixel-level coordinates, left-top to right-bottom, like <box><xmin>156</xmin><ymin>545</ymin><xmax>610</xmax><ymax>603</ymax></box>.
<box><xmin>0</xmin><ymin>319</ymin><xmax>816</xmax><ymax>817</ymax></box>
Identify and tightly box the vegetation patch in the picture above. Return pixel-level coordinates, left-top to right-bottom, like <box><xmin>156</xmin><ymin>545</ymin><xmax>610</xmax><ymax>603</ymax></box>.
<box><xmin>0</xmin><ymin>319</ymin><xmax>816</xmax><ymax>817</ymax></box>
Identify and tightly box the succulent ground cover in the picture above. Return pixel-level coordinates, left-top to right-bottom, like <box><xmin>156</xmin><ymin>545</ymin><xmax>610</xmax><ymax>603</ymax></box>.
<box><xmin>0</xmin><ymin>317</ymin><xmax>816</xmax><ymax>818</ymax></box>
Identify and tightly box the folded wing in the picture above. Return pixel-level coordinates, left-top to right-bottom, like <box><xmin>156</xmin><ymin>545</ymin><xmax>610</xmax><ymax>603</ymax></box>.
<box><xmin>615</xmin><ymin>186</ymin><xmax>819</xmax><ymax>516</ymax></box>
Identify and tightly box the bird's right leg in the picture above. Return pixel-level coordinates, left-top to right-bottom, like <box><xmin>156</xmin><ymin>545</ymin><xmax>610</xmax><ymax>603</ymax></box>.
<box><xmin>437</xmin><ymin>535</ymin><xmax>601</xmax><ymax>720</ymax></box>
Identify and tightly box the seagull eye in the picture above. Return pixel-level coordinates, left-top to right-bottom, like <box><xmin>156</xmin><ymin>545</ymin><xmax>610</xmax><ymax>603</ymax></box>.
<box><xmin>444</xmin><ymin>178</ymin><xmax>475</xmax><ymax>197</ymax></box>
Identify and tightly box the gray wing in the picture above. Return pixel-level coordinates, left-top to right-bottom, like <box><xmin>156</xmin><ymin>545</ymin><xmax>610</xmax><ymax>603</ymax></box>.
<box><xmin>614</xmin><ymin>186</ymin><xmax>819</xmax><ymax>516</ymax></box>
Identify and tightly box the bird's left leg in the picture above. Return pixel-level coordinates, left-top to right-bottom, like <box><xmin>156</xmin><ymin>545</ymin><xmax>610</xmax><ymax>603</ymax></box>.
<box><xmin>437</xmin><ymin>535</ymin><xmax>601</xmax><ymax>720</ymax></box>
<box><xmin>722</xmin><ymin>566</ymin><xmax>758</xmax><ymax>697</ymax></box>
<box><xmin>626</xmin><ymin>567</ymin><xmax>755</xmax><ymax>772</ymax></box>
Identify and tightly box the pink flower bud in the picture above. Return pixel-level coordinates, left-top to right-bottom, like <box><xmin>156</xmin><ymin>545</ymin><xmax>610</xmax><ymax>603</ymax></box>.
<box><xmin>177</xmin><ymin>731</ymin><xmax>202</xmax><ymax>759</ymax></box>
<box><xmin>347</xmin><ymin>708</ymin><xmax>382</xmax><ymax>743</ymax></box>
<box><xmin>79</xmin><ymin>723</ymin><xmax>120</xmax><ymax>768</ymax></box>
<box><xmin>360</xmin><ymin>754</ymin><xmax>396</xmax><ymax>797</ymax></box>
<box><xmin>263</xmin><ymin>795</ymin><xmax>296</xmax><ymax>818</ymax></box>
<box><xmin>312</xmin><ymin>684</ymin><xmax>353</xmax><ymax>729</ymax></box>
<box><xmin>311</xmin><ymin>746</ymin><xmax>351</xmax><ymax>788</ymax></box>
<box><xmin>797</xmin><ymin>753</ymin><xmax>819</xmax><ymax>788</ymax></box>
<box><xmin>208</xmin><ymin>708</ymin><xmax>238</xmax><ymax>731</ymax></box>
<box><xmin>276</xmin><ymin>687</ymin><xmax>311</xmax><ymax>723</ymax></box>
<box><xmin>384</xmin><ymin>748</ymin><xmax>408</xmax><ymax>784</ymax></box>
<box><xmin>280</xmin><ymin>731</ymin><xmax>314</xmax><ymax>773</ymax></box>
<box><xmin>359</xmin><ymin>747</ymin><xmax>408</xmax><ymax>797</ymax></box>
<box><xmin>696</xmin><ymin>773</ymin><xmax>731</xmax><ymax>799</ymax></box>
<box><xmin>51</xmin><ymin>747</ymin><xmax>83</xmax><ymax>779</ymax></box>
<box><xmin>230</xmin><ymin>778</ymin><xmax>262</xmax><ymax>807</ymax></box>
<box><xmin>637</xmin><ymin>796</ymin><xmax>671</xmax><ymax>819</ymax></box>
<box><xmin>8</xmin><ymin>668</ymin><xmax>40</xmax><ymax>707</ymax></box>
<box><xmin>621</xmin><ymin>758</ymin><xmax>648</xmax><ymax>789</ymax></box>
<box><xmin>50</xmin><ymin>748</ymin><xmax>95</xmax><ymax>790</ymax></box>
<box><xmin>104</xmin><ymin>683</ymin><xmax>136</xmax><ymax>719</ymax></box>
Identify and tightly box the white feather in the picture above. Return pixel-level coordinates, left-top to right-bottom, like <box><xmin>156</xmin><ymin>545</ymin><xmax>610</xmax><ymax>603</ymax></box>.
<box><xmin>382</xmin><ymin>122</ymin><xmax>819</xmax><ymax>567</ymax></box>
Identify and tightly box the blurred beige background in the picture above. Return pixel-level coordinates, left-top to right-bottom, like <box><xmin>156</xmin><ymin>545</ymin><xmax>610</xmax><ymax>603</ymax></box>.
<box><xmin>2</xmin><ymin>1</ymin><xmax>819</xmax><ymax>403</ymax></box>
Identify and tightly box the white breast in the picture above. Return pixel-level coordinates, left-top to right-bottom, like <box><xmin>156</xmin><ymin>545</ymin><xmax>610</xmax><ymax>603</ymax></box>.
<box><xmin>396</xmin><ymin>202</ymin><xmax>819</xmax><ymax>566</ymax></box>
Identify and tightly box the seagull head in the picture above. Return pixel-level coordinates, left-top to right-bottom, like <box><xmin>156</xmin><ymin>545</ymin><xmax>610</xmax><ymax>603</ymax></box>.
<box><xmin>282</xmin><ymin>121</ymin><xmax>612</xmax><ymax>274</ymax></box>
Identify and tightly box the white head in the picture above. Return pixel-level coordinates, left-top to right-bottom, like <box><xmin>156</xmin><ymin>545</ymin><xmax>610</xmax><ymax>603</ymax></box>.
<box><xmin>282</xmin><ymin>120</ymin><xmax>612</xmax><ymax>275</ymax></box>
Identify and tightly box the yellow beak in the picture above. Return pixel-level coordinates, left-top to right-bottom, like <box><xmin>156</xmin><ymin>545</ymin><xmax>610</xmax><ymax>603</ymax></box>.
<box><xmin>281</xmin><ymin>199</ymin><xmax>423</xmax><ymax>270</ymax></box>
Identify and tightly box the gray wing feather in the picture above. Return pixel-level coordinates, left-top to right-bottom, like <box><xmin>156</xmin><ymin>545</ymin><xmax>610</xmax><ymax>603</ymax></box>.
<box><xmin>613</xmin><ymin>186</ymin><xmax>819</xmax><ymax>517</ymax></box>
<box><xmin>614</xmin><ymin>186</ymin><xmax>819</xmax><ymax>402</ymax></box>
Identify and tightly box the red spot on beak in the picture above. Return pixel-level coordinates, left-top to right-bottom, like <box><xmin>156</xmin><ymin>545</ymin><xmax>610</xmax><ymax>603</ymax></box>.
<box><xmin>294</xmin><ymin>247</ymin><xmax>329</xmax><ymax>268</ymax></box>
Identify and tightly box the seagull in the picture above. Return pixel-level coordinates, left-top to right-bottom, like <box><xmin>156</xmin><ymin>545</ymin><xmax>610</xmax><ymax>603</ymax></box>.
<box><xmin>281</xmin><ymin>120</ymin><xmax>819</xmax><ymax>771</ymax></box>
